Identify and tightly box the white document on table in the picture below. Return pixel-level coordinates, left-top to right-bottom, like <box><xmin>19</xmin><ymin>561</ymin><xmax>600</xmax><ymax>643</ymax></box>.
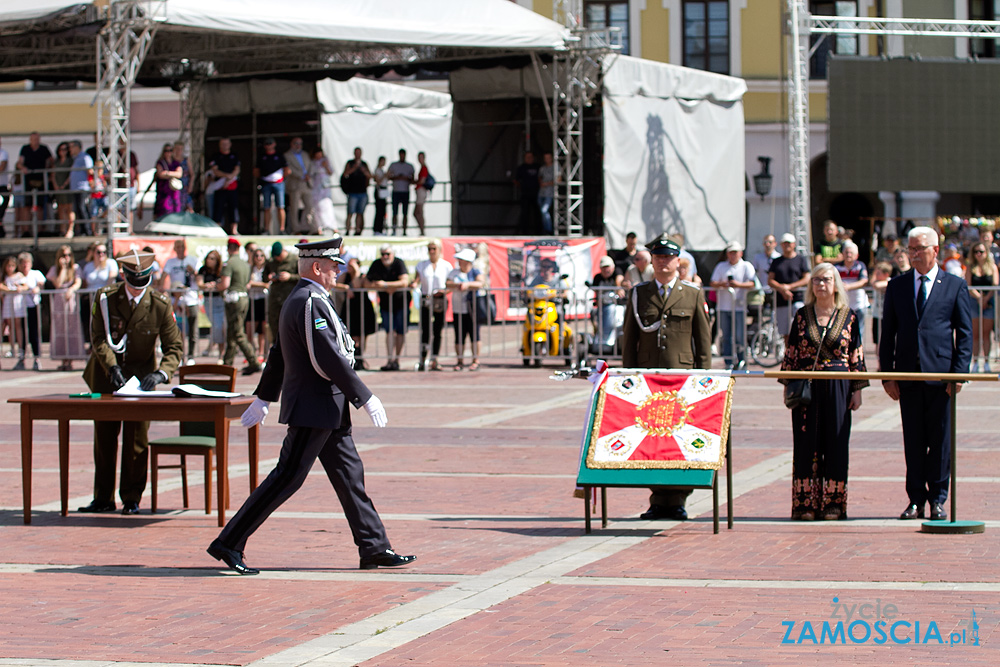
<box><xmin>171</xmin><ymin>384</ymin><xmax>241</xmax><ymax>398</ymax></box>
<box><xmin>113</xmin><ymin>376</ymin><xmax>175</xmax><ymax>397</ymax></box>
<box><xmin>113</xmin><ymin>376</ymin><xmax>242</xmax><ymax>399</ymax></box>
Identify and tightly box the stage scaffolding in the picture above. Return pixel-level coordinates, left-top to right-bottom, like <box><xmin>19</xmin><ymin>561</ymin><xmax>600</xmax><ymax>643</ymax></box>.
<box><xmin>96</xmin><ymin>0</ymin><xmax>164</xmax><ymax>239</ymax></box>
<box><xmin>86</xmin><ymin>0</ymin><xmax>619</xmax><ymax>240</ymax></box>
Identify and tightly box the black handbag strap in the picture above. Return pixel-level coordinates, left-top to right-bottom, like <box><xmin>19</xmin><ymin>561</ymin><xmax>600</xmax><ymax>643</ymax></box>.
<box><xmin>809</xmin><ymin>309</ymin><xmax>837</xmax><ymax>372</ymax></box>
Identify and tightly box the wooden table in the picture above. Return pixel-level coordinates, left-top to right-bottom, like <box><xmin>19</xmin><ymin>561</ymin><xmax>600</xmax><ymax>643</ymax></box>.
<box><xmin>9</xmin><ymin>394</ymin><xmax>260</xmax><ymax>527</ymax></box>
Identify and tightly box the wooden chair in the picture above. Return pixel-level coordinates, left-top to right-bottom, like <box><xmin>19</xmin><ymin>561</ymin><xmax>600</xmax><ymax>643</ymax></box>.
<box><xmin>149</xmin><ymin>364</ymin><xmax>238</xmax><ymax>513</ymax></box>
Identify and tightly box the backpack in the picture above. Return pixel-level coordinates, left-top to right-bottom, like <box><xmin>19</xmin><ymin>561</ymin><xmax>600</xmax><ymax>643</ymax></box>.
<box><xmin>423</xmin><ymin>173</ymin><xmax>435</xmax><ymax>191</ymax></box>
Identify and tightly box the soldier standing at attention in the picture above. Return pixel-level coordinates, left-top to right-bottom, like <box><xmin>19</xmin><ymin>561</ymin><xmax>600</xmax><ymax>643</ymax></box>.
<box><xmin>621</xmin><ymin>237</ymin><xmax>712</xmax><ymax>521</ymax></box>
<box><xmin>220</xmin><ymin>238</ymin><xmax>262</xmax><ymax>375</ymax></box>
<box><xmin>79</xmin><ymin>250</ymin><xmax>183</xmax><ymax>515</ymax></box>
<box><xmin>265</xmin><ymin>241</ymin><xmax>299</xmax><ymax>345</ymax></box>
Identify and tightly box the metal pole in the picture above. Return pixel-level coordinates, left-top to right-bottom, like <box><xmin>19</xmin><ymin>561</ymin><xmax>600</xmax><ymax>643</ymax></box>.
<box><xmin>951</xmin><ymin>382</ymin><xmax>958</xmax><ymax>522</ymax></box>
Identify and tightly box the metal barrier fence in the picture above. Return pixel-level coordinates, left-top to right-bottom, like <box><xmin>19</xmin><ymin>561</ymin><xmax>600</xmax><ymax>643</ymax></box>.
<box><xmin>6</xmin><ymin>282</ymin><xmax>1000</xmax><ymax>371</ymax></box>
<box><xmin>1</xmin><ymin>164</ymin><xmax>113</xmax><ymax>241</ymax></box>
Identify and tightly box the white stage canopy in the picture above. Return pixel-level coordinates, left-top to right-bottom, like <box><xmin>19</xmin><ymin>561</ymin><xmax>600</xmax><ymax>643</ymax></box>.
<box><xmin>316</xmin><ymin>78</ymin><xmax>453</xmax><ymax>233</ymax></box>
<box><xmin>0</xmin><ymin>0</ymin><xmax>569</xmax><ymax>84</ymax></box>
<box><xmin>601</xmin><ymin>56</ymin><xmax>747</xmax><ymax>251</ymax></box>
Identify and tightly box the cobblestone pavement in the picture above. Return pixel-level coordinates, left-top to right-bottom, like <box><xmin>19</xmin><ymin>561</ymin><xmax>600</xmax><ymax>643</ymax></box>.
<box><xmin>0</xmin><ymin>353</ymin><xmax>997</xmax><ymax>666</ymax></box>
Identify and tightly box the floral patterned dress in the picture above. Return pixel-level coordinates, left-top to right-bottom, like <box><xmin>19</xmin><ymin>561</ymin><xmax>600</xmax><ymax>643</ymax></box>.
<box><xmin>780</xmin><ymin>305</ymin><xmax>868</xmax><ymax>519</ymax></box>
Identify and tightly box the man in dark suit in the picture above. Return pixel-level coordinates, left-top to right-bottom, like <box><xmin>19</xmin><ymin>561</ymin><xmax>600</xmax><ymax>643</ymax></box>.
<box><xmin>879</xmin><ymin>226</ymin><xmax>973</xmax><ymax>521</ymax></box>
<box><xmin>622</xmin><ymin>237</ymin><xmax>713</xmax><ymax>521</ymax></box>
<box><xmin>208</xmin><ymin>238</ymin><xmax>415</xmax><ymax>575</ymax></box>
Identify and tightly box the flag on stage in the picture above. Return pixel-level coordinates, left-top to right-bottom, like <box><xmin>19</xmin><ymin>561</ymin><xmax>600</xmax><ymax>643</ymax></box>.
<box><xmin>584</xmin><ymin>373</ymin><xmax>734</xmax><ymax>470</ymax></box>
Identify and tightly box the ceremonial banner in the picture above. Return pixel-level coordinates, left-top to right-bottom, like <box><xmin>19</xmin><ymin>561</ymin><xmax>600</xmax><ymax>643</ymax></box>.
<box><xmin>585</xmin><ymin>372</ymin><xmax>734</xmax><ymax>470</ymax></box>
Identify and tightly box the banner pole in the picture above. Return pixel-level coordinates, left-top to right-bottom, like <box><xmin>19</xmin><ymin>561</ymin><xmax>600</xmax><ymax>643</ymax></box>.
<box><xmin>921</xmin><ymin>381</ymin><xmax>984</xmax><ymax>534</ymax></box>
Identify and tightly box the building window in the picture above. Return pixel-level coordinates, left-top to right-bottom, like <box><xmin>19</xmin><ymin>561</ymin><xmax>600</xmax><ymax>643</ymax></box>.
<box><xmin>585</xmin><ymin>1</ymin><xmax>630</xmax><ymax>56</ymax></box>
<box><xmin>810</xmin><ymin>1</ymin><xmax>858</xmax><ymax>79</ymax></box>
<box><xmin>682</xmin><ymin>1</ymin><xmax>730</xmax><ymax>75</ymax></box>
<box><xmin>970</xmin><ymin>1</ymin><xmax>1000</xmax><ymax>58</ymax></box>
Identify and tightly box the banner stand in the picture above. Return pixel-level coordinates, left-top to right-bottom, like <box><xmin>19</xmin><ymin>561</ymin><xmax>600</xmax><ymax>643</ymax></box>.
<box><xmin>920</xmin><ymin>381</ymin><xmax>985</xmax><ymax>534</ymax></box>
<box><xmin>576</xmin><ymin>426</ymin><xmax>733</xmax><ymax>535</ymax></box>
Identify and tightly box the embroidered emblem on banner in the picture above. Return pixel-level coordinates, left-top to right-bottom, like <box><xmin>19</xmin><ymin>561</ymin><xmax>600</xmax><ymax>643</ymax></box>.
<box><xmin>696</xmin><ymin>376</ymin><xmax>718</xmax><ymax>395</ymax></box>
<box><xmin>635</xmin><ymin>391</ymin><xmax>691</xmax><ymax>437</ymax></box>
<box><xmin>314</xmin><ymin>317</ymin><xmax>328</xmax><ymax>330</ymax></box>
<box><xmin>585</xmin><ymin>373</ymin><xmax>734</xmax><ymax>470</ymax></box>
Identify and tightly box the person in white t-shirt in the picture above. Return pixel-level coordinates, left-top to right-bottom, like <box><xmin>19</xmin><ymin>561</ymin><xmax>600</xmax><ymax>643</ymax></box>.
<box><xmin>709</xmin><ymin>241</ymin><xmax>757</xmax><ymax>369</ymax></box>
<box><xmin>446</xmin><ymin>248</ymin><xmax>486</xmax><ymax>371</ymax></box>
<box><xmin>13</xmin><ymin>252</ymin><xmax>45</xmax><ymax>370</ymax></box>
<box><xmin>411</xmin><ymin>239</ymin><xmax>453</xmax><ymax>370</ymax></box>
<box><xmin>160</xmin><ymin>238</ymin><xmax>201</xmax><ymax>362</ymax></box>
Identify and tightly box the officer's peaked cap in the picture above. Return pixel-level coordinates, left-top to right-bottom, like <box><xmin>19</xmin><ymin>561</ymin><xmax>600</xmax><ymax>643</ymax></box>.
<box><xmin>116</xmin><ymin>249</ymin><xmax>156</xmax><ymax>278</ymax></box>
<box><xmin>296</xmin><ymin>237</ymin><xmax>346</xmax><ymax>264</ymax></box>
<box><xmin>646</xmin><ymin>237</ymin><xmax>681</xmax><ymax>256</ymax></box>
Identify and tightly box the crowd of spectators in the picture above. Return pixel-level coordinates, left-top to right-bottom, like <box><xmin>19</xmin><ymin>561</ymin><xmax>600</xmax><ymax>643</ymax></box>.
<box><xmin>0</xmin><ymin>133</ymin><xmax>144</xmax><ymax>239</ymax></box>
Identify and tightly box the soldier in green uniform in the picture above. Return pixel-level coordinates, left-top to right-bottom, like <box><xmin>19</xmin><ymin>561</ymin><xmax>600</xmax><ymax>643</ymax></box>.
<box><xmin>221</xmin><ymin>238</ymin><xmax>262</xmax><ymax>375</ymax></box>
<box><xmin>265</xmin><ymin>241</ymin><xmax>299</xmax><ymax>345</ymax></box>
<box><xmin>79</xmin><ymin>250</ymin><xmax>183</xmax><ymax>515</ymax></box>
<box><xmin>621</xmin><ymin>237</ymin><xmax>712</xmax><ymax>521</ymax></box>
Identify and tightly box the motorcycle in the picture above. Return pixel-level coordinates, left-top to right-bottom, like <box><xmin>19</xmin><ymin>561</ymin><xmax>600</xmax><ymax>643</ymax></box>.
<box><xmin>521</xmin><ymin>283</ymin><xmax>575</xmax><ymax>367</ymax></box>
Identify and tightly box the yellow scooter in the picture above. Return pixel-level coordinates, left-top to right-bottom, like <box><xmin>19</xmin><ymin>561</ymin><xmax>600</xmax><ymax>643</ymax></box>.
<box><xmin>521</xmin><ymin>284</ymin><xmax>575</xmax><ymax>367</ymax></box>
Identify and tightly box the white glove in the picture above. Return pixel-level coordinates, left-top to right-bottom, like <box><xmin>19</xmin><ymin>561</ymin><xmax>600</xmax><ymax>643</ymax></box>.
<box><xmin>241</xmin><ymin>398</ymin><xmax>270</xmax><ymax>428</ymax></box>
<box><xmin>364</xmin><ymin>395</ymin><xmax>388</xmax><ymax>427</ymax></box>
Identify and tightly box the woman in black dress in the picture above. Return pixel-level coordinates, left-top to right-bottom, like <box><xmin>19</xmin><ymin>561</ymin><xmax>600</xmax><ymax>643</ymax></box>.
<box><xmin>780</xmin><ymin>263</ymin><xmax>868</xmax><ymax>521</ymax></box>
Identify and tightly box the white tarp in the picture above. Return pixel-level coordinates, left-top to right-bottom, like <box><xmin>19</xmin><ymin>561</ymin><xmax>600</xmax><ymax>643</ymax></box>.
<box><xmin>0</xmin><ymin>0</ymin><xmax>568</xmax><ymax>50</ymax></box>
<box><xmin>602</xmin><ymin>56</ymin><xmax>747</xmax><ymax>251</ymax></box>
<box><xmin>316</xmin><ymin>78</ymin><xmax>453</xmax><ymax>234</ymax></box>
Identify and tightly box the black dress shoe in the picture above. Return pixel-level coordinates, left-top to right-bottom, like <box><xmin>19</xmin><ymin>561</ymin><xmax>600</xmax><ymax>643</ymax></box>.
<box><xmin>899</xmin><ymin>503</ymin><xmax>924</xmax><ymax>520</ymax></box>
<box><xmin>359</xmin><ymin>549</ymin><xmax>417</xmax><ymax>570</ymax></box>
<box><xmin>640</xmin><ymin>504</ymin><xmax>688</xmax><ymax>521</ymax></box>
<box><xmin>121</xmin><ymin>501</ymin><xmax>140</xmax><ymax>515</ymax></box>
<box><xmin>241</xmin><ymin>365</ymin><xmax>261</xmax><ymax>376</ymax></box>
<box><xmin>207</xmin><ymin>540</ymin><xmax>259</xmax><ymax>575</ymax></box>
<box><xmin>77</xmin><ymin>500</ymin><xmax>116</xmax><ymax>513</ymax></box>
<box><xmin>930</xmin><ymin>503</ymin><xmax>947</xmax><ymax>521</ymax></box>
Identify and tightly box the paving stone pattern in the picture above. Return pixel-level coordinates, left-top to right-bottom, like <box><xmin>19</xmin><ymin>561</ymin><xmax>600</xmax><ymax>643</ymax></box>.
<box><xmin>1</xmin><ymin>355</ymin><xmax>998</xmax><ymax>665</ymax></box>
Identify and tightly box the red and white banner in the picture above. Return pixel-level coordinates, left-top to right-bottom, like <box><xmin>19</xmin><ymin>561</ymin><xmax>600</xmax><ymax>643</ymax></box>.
<box><xmin>585</xmin><ymin>373</ymin><xmax>733</xmax><ymax>470</ymax></box>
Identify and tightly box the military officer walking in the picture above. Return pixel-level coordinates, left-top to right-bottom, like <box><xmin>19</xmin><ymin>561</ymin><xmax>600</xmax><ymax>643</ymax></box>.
<box><xmin>208</xmin><ymin>237</ymin><xmax>415</xmax><ymax>575</ymax></box>
<box><xmin>79</xmin><ymin>250</ymin><xmax>183</xmax><ymax>515</ymax></box>
<box><xmin>220</xmin><ymin>238</ymin><xmax>262</xmax><ymax>375</ymax></box>
<box><xmin>621</xmin><ymin>237</ymin><xmax>712</xmax><ymax>521</ymax></box>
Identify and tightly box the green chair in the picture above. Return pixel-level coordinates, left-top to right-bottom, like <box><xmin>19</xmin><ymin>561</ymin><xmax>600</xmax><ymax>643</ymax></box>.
<box><xmin>149</xmin><ymin>364</ymin><xmax>237</xmax><ymax>513</ymax></box>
